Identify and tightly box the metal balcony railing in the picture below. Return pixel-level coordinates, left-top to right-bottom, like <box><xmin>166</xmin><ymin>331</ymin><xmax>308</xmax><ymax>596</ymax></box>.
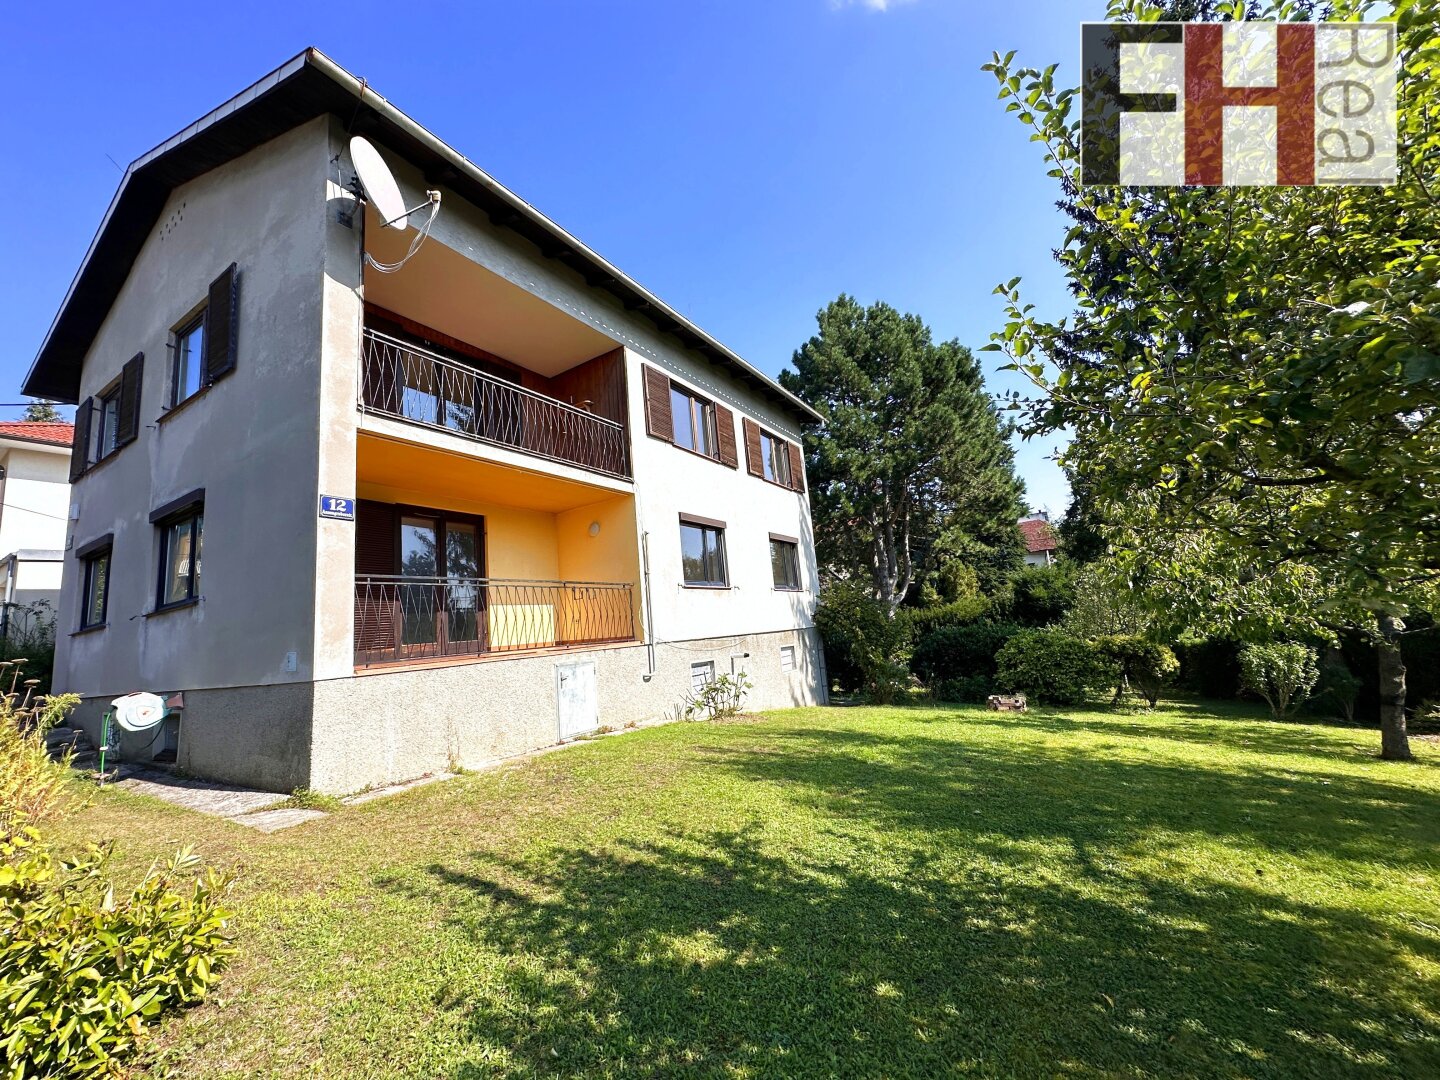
<box><xmin>360</xmin><ymin>328</ymin><xmax>630</xmax><ymax>479</ymax></box>
<box><xmin>354</xmin><ymin>574</ymin><xmax>636</xmax><ymax>667</ymax></box>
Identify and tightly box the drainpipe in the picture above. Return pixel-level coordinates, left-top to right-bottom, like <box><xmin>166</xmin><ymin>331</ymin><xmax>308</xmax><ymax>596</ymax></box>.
<box><xmin>641</xmin><ymin>531</ymin><xmax>657</xmax><ymax>680</ymax></box>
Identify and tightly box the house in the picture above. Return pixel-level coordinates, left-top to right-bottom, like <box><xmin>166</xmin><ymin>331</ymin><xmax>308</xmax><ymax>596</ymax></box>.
<box><xmin>23</xmin><ymin>49</ymin><xmax>826</xmax><ymax>794</ymax></box>
<box><xmin>0</xmin><ymin>421</ymin><xmax>74</xmax><ymax>634</ymax></box>
<box><xmin>1019</xmin><ymin>512</ymin><xmax>1058</xmax><ymax>567</ymax></box>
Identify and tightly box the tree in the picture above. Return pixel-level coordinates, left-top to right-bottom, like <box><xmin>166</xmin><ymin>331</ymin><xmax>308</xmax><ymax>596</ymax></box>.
<box><xmin>984</xmin><ymin>0</ymin><xmax>1439</xmax><ymax>758</ymax></box>
<box><xmin>21</xmin><ymin>401</ymin><xmax>62</xmax><ymax>423</ymax></box>
<box><xmin>783</xmin><ymin>295</ymin><xmax>1026</xmax><ymax>614</ymax></box>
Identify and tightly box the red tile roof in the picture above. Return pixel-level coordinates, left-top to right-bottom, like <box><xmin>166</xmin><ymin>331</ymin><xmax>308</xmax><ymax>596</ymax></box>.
<box><xmin>0</xmin><ymin>421</ymin><xmax>74</xmax><ymax>447</ymax></box>
<box><xmin>1020</xmin><ymin>517</ymin><xmax>1057</xmax><ymax>554</ymax></box>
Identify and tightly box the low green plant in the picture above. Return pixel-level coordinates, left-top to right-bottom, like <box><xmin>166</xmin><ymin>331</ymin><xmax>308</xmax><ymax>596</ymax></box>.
<box><xmin>0</xmin><ymin>829</ymin><xmax>235</xmax><ymax>1078</ymax></box>
<box><xmin>994</xmin><ymin>628</ymin><xmax>1115</xmax><ymax>706</ymax></box>
<box><xmin>685</xmin><ymin>671</ymin><xmax>752</xmax><ymax>721</ymax></box>
<box><xmin>0</xmin><ymin>602</ymin><xmax>57</xmax><ymax>697</ymax></box>
<box><xmin>1239</xmin><ymin>642</ymin><xmax>1320</xmax><ymax>721</ymax></box>
<box><xmin>901</xmin><ymin>594</ymin><xmax>991</xmax><ymax>638</ymax></box>
<box><xmin>1094</xmin><ymin>636</ymin><xmax>1179</xmax><ymax>708</ymax></box>
<box><xmin>280</xmin><ymin>788</ymin><xmax>343</xmax><ymax>812</ymax></box>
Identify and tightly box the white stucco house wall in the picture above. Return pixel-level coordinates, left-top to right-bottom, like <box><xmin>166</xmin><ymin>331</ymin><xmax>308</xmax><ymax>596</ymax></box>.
<box><xmin>24</xmin><ymin>49</ymin><xmax>827</xmax><ymax>793</ymax></box>
<box><xmin>0</xmin><ymin>422</ymin><xmax>73</xmax><ymax>631</ymax></box>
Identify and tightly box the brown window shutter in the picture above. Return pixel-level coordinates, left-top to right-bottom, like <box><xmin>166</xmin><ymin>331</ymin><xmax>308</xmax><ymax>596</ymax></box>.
<box><xmin>69</xmin><ymin>398</ymin><xmax>93</xmax><ymax>481</ymax></box>
<box><xmin>715</xmin><ymin>404</ymin><xmax>738</xmax><ymax>468</ymax></box>
<box><xmin>354</xmin><ymin>500</ymin><xmax>399</xmax><ymax>659</ymax></box>
<box><xmin>742</xmin><ymin>418</ymin><xmax>763</xmax><ymax>478</ymax></box>
<box><xmin>642</xmin><ymin>365</ymin><xmax>673</xmax><ymax>441</ymax></box>
<box><xmin>116</xmin><ymin>352</ymin><xmax>144</xmax><ymax>447</ymax></box>
<box><xmin>787</xmin><ymin>440</ymin><xmax>806</xmax><ymax>493</ymax></box>
<box><xmin>203</xmin><ymin>263</ymin><xmax>239</xmax><ymax>385</ymax></box>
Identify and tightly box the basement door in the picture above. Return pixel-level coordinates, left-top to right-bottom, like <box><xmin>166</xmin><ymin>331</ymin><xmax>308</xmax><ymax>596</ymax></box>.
<box><xmin>556</xmin><ymin>661</ymin><xmax>598</xmax><ymax>741</ymax></box>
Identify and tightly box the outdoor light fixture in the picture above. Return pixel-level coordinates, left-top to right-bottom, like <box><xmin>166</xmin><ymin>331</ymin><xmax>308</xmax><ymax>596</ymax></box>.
<box><xmin>588</xmin><ymin>521</ymin><xmax>601</xmax><ymax>537</ymax></box>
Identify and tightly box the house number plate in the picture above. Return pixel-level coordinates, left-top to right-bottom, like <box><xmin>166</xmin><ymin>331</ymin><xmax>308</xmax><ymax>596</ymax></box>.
<box><xmin>319</xmin><ymin>496</ymin><xmax>355</xmax><ymax>521</ymax></box>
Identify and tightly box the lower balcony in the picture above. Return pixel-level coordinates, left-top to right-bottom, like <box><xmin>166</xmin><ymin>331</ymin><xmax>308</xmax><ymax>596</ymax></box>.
<box><xmin>354</xmin><ymin>575</ymin><xmax>635</xmax><ymax>668</ymax></box>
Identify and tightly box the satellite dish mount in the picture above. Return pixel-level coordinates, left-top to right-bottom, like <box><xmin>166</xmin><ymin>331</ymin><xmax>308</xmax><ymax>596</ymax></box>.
<box><xmin>348</xmin><ymin>135</ymin><xmax>442</xmax><ymax>273</ymax></box>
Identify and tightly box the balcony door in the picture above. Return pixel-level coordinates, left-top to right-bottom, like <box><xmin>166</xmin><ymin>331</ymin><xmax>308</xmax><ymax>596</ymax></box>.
<box><xmin>354</xmin><ymin>501</ymin><xmax>486</xmax><ymax>664</ymax></box>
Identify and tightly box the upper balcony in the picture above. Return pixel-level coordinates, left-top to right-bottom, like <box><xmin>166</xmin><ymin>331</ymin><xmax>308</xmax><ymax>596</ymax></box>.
<box><xmin>360</xmin><ymin>327</ymin><xmax>629</xmax><ymax>479</ymax></box>
<box><xmin>361</xmin><ymin>205</ymin><xmax>632</xmax><ymax>480</ymax></box>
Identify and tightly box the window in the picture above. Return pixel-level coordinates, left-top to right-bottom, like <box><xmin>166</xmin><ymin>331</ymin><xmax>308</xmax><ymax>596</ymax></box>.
<box><xmin>691</xmin><ymin>661</ymin><xmax>715</xmax><ymax>692</ymax></box>
<box><xmin>770</xmin><ymin>536</ymin><xmax>801</xmax><ymax>590</ymax></box>
<box><xmin>77</xmin><ymin>537</ymin><xmax>112</xmax><ymax>630</ymax></box>
<box><xmin>171</xmin><ymin>310</ymin><xmax>206</xmax><ymax>407</ymax></box>
<box><xmin>670</xmin><ymin>385</ymin><xmax>716</xmax><ymax>458</ymax></box>
<box><xmin>155</xmin><ymin>503</ymin><xmax>203</xmax><ymax>609</ymax></box>
<box><xmin>680</xmin><ymin>516</ymin><xmax>728</xmax><ymax>587</ymax></box>
<box><xmin>760</xmin><ymin>429</ymin><xmax>791</xmax><ymax>486</ymax></box>
<box><xmin>780</xmin><ymin>645</ymin><xmax>797</xmax><ymax>672</ymax></box>
<box><xmin>94</xmin><ymin>384</ymin><xmax>122</xmax><ymax>462</ymax></box>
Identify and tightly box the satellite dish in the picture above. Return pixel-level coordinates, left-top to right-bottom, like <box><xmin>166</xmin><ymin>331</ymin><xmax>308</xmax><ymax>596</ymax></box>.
<box><xmin>350</xmin><ymin>136</ymin><xmax>408</xmax><ymax>230</ymax></box>
<box><xmin>111</xmin><ymin>692</ymin><xmax>167</xmax><ymax>732</ymax></box>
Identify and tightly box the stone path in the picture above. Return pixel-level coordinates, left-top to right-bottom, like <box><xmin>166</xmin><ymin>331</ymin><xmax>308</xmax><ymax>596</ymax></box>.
<box><xmin>104</xmin><ymin>764</ymin><xmax>458</xmax><ymax>831</ymax></box>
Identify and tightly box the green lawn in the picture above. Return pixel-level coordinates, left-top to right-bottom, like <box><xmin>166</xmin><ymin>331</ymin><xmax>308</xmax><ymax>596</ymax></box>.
<box><xmin>53</xmin><ymin>702</ymin><xmax>1440</xmax><ymax>1078</ymax></box>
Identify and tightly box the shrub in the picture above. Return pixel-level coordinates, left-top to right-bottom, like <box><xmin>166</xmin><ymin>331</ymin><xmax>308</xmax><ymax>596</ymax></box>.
<box><xmin>901</xmin><ymin>594</ymin><xmax>991</xmax><ymax>639</ymax></box>
<box><xmin>1238</xmin><ymin>642</ymin><xmax>1320</xmax><ymax>720</ymax></box>
<box><xmin>0</xmin><ymin>829</ymin><xmax>235</xmax><ymax>1078</ymax></box>
<box><xmin>911</xmin><ymin>620</ymin><xmax>1020</xmax><ymax>687</ymax></box>
<box><xmin>1005</xmin><ymin>565</ymin><xmax>1076</xmax><ymax>627</ymax></box>
<box><xmin>0</xmin><ymin>602</ymin><xmax>57</xmax><ymax>696</ymax></box>
<box><xmin>815</xmin><ymin>582</ymin><xmax>912</xmax><ymax>698</ymax></box>
<box><xmin>1094</xmin><ymin>635</ymin><xmax>1179</xmax><ymax>707</ymax></box>
<box><xmin>1174</xmin><ymin>636</ymin><xmax>1243</xmax><ymax>699</ymax></box>
<box><xmin>685</xmin><ymin>671</ymin><xmax>752</xmax><ymax>721</ymax></box>
<box><xmin>994</xmin><ymin>628</ymin><xmax>1115</xmax><ymax>705</ymax></box>
<box><xmin>934</xmin><ymin>674</ymin><xmax>993</xmax><ymax>704</ymax></box>
<box><xmin>1310</xmin><ymin>657</ymin><xmax>1363</xmax><ymax>723</ymax></box>
<box><xmin>1</xmin><ymin>673</ymin><xmax>81</xmax><ymax>840</ymax></box>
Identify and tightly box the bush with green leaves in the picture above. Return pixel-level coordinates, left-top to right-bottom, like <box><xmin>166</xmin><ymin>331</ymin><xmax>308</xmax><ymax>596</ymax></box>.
<box><xmin>901</xmin><ymin>594</ymin><xmax>990</xmax><ymax>639</ymax></box>
<box><xmin>684</xmin><ymin>671</ymin><xmax>752</xmax><ymax>721</ymax></box>
<box><xmin>1004</xmin><ymin>565</ymin><xmax>1075</xmax><ymax>627</ymax></box>
<box><xmin>1094</xmin><ymin>636</ymin><xmax>1179</xmax><ymax>708</ymax></box>
<box><xmin>1239</xmin><ymin>642</ymin><xmax>1320</xmax><ymax>721</ymax></box>
<box><xmin>1310</xmin><ymin>658</ymin><xmax>1363</xmax><ymax>724</ymax></box>
<box><xmin>910</xmin><ymin>620</ymin><xmax>1020</xmax><ymax>688</ymax></box>
<box><xmin>0</xmin><ymin>601</ymin><xmax>57</xmax><ymax>696</ymax></box>
<box><xmin>934</xmin><ymin>675</ymin><xmax>993</xmax><ymax>704</ymax></box>
<box><xmin>994</xmin><ymin>628</ymin><xmax>1115</xmax><ymax>706</ymax></box>
<box><xmin>814</xmin><ymin>582</ymin><xmax>912</xmax><ymax>699</ymax></box>
<box><xmin>0</xmin><ymin>830</ymin><xmax>235</xmax><ymax>1078</ymax></box>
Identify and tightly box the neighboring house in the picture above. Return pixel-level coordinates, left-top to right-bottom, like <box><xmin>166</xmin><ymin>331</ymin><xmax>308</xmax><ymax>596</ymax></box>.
<box><xmin>0</xmin><ymin>422</ymin><xmax>73</xmax><ymax>632</ymax></box>
<box><xmin>23</xmin><ymin>49</ymin><xmax>827</xmax><ymax>794</ymax></box>
<box><xmin>1020</xmin><ymin>512</ymin><xmax>1059</xmax><ymax>567</ymax></box>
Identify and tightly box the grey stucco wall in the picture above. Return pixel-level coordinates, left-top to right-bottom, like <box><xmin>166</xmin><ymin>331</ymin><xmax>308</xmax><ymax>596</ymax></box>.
<box><xmin>308</xmin><ymin>625</ymin><xmax>825</xmax><ymax>794</ymax></box>
<box><xmin>56</xmin><ymin>117</ymin><xmax>335</xmax><ymax>705</ymax></box>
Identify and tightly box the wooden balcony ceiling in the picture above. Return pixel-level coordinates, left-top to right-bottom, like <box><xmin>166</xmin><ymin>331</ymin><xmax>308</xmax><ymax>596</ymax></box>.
<box><xmin>357</xmin><ymin>431</ymin><xmax>625</xmax><ymax>513</ymax></box>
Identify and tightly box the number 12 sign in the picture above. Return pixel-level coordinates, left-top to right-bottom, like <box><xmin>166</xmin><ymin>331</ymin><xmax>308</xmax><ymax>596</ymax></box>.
<box><xmin>319</xmin><ymin>496</ymin><xmax>355</xmax><ymax>521</ymax></box>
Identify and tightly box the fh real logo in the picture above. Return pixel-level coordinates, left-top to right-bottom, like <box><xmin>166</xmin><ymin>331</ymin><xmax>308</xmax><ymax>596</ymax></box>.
<box><xmin>1081</xmin><ymin>22</ymin><xmax>1396</xmax><ymax>186</ymax></box>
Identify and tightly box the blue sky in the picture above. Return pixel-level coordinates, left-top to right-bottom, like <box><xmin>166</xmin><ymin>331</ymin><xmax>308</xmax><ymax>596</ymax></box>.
<box><xmin>0</xmin><ymin>0</ymin><xmax>1104</xmax><ymax>513</ymax></box>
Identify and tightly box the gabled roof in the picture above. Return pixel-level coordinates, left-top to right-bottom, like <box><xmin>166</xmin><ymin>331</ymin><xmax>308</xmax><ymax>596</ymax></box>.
<box><xmin>0</xmin><ymin>421</ymin><xmax>74</xmax><ymax>448</ymax></box>
<box><xmin>24</xmin><ymin>49</ymin><xmax>821</xmax><ymax>424</ymax></box>
<box><xmin>1019</xmin><ymin>517</ymin><xmax>1057</xmax><ymax>554</ymax></box>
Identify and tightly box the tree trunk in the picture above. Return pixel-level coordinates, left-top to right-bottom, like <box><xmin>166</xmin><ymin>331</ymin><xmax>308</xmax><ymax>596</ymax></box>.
<box><xmin>1376</xmin><ymin>612</ymin><xmax>1411</xmax><ymax>761</ymax></box>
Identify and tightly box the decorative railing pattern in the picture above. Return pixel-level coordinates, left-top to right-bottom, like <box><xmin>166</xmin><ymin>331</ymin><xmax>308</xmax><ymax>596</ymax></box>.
<box><xmin>354</xmin><ymin>575</ymin><xmax>635</xmax><ymax>667</ymax></box>
<box><xmin>360</xmin><ymin>328</ymin><xmax>630</xmax><ymax>479</ymax></box>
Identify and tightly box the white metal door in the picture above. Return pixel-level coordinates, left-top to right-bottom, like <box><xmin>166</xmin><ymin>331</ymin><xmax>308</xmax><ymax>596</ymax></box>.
<box><xmin>556</xmin><ymin>661</ymin><xmax>598</xmax><ymax>740</ymax></box>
